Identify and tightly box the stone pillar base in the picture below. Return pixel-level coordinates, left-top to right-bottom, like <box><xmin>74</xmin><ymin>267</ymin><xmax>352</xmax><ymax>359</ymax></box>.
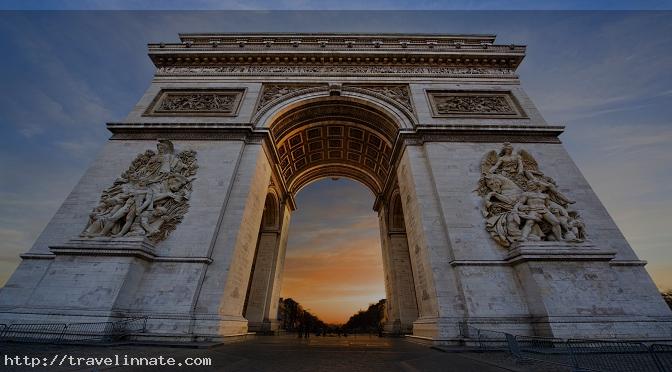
<box><xmin>248</xmin><ymin>319</ymin><xmax>280</xmax><ymax>334</ymax></box>
<box><xmin>384</xmin><ymin>319</ymin><xmax>413</xmax><ymax>335</ymax></box>
<box><xmin>410</xmin><ymin>317</ymin><xmax>464</xmax><ymax>344</ymax></box>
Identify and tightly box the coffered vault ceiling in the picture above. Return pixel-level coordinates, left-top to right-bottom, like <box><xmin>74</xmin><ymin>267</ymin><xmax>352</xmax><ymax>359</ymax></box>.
<box><xmin>270</xmin><ymin>100</ymin><xmax>398</xmax><ymax>194</ymax></box>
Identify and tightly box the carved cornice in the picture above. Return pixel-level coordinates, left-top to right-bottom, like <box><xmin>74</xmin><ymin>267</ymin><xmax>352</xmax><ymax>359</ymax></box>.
<box><xmin>178</xmin><ymin>32</ymin><xmax>499</xmax><ymax>46</ymax></box>
<box><xmin>155</xmin><ymin>65</ymin><xmax>517</xmax><ymax>78</ymax></box>
<box><xmin>106</xmin><ymin>123</ymin><xmax>257</xmax><ymax>141</ymax></box>
<box><xmin>149</xmin><ymin>33</ymin><xmax>525</xmax><ymax>75</ymax></box>
<box><xmin>401</xmin><ymin>125</ymin><xmax>564</xmax><ymax>144</ymax></box>
<box><xmin>107</xmin><ymin>123</ymin><xmax>563</xmax><ymax>144</ymax></box>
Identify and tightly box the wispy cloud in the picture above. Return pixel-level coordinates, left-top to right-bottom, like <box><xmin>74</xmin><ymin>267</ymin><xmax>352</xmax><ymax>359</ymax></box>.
<box><xmin>281</xmin><ymin>179</ymin><xmax>385</xmax><ymax>323</ymax></box>
<box><xmin>1</xmin><ymin>12</ymin><xmax>671</xmax><ymax>318</ymax></box>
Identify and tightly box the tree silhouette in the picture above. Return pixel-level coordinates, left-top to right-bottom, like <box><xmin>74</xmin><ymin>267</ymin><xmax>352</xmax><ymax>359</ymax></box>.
<box><xmin>344</xmin><ymin>299</ymin><xmax>386</xmax><ymax>332</ymax></box>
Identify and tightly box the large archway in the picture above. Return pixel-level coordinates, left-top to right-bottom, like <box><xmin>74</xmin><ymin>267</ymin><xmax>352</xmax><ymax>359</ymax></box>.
<box><xmin>243</xmin><ymin>96</ymin><xmax>422</xmax><ymax>333</ymax></box>
<box><xmin>2</xmin><ymin>32</ymin><xmax>666</xmax><ymax>345</ymax></box>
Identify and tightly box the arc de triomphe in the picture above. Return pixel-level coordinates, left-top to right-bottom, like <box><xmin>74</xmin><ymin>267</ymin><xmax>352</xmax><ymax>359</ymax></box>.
<box><xmin>1</xmin><ymin>33</ymin><xmax>670</xmax><ymax>343</ymax></box>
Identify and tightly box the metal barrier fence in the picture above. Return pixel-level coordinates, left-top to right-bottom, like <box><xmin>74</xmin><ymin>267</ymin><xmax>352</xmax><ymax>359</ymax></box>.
<box><xmin>568</xmin><ymin>339</ymin><xmax>658</xmax><ymax>372</ymax></box>
<box><xmin>516</xmin><ymin>335</ymin><xmax>576</xmax><ymax>368</ymax></box>
<box><xmin>0</xmin><ymin>317</ymin><xmax>147</xmax><ymax>344</ymax></box>
<box><xmin>460</xmin><ymin>324</ymin><xmax>672</xmax><ymax>372</ymax></box>
<box><xmin>650</xmin><ymin>344</ymin><xmax>672</xmax><ymax>372</ymax></box>
<box><xmin>1</xmin><ymin>323</ymin><xmax>68</xmax><ymax>343</ymax></box>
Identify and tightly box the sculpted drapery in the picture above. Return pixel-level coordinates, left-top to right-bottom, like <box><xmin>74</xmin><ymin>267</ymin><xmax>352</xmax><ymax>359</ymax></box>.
<box><xmin>477</xmin><ymin>143</ymin><xmax>586</xmax><ymax>248</ymax></box>
<box><xmin>81</xmin><ymin>140</ymin><xmax>197</xmax><ymax>243</ymax></box>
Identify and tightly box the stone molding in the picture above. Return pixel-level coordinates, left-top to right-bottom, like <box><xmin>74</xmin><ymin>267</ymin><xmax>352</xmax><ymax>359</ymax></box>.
<box><xmin>504</xmin><ymin>242</ymin><xmax>614</xmax><ymax>264</ymax></box>
<box><xmin>149</xmin><ymin>34</ymin><xmax>526</xmax><ymax>75</ymax></box>
<box><xmin>609</xmin><ymin>260</ymin><xmax>648</xmax><ymax>267</ymax></box>
<box><xmin>144</xmin><ymin>89</ymin><xmax>245</xmax><ymax>116</ymax></box>
<box><xmin>106</xmin><ymin>124</ymin><xmax>261</xmax><ymax>141</ymax></box>
<box><xmin>427</xmin><ymin>90</ymin><xmax>526</xmax><ymax>118</ymax></box>
<box><xmin>449</xmin><ymin>242</ymin><xmax>615</xmax><ymax>267</ymax></box>
<box><xmin>177</xmin><ymin>33</ymin><xmax>501</xmax><ymax>49</ymax></box>
<box><xmin>49</xmin><ymin>237</ymin><xmax>213</xmax><ymax>264</ymax></box>
<box><xmin>155</xmin><ymin>65</ymin><xmax>517</xmax><ymax>78</ymax></box>
<box><xmin>400</xmin><ymin>125</ymin><xmax>564</xmax><ymax>145</ymax></box>
<box><xmin>19</xmin><ymin>253</ymin><xmax>55</xmax><ymax>260</ymax></box>
<box><xmin>50</xmin><ymin>236</ymin><xmax>157</xmax><ymax>261</ymax></box>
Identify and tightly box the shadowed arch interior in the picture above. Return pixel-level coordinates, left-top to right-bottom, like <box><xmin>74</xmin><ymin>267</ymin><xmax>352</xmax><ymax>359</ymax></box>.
<box><xmin>270</xmin><ymin>99</ymin><xmax>399</xmax><ymax>195</ymax></box>
<box><xmin>390</xmin><ymin>192</ymin><xmax>406</xmax><ymax>232</ymax></box>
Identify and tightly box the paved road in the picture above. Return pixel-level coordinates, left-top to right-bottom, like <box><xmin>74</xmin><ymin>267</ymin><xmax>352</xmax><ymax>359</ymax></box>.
<box><xmin>2</xmin><ymin>334</ymin><xmax>518</xmax><ymax>371</ymax></box>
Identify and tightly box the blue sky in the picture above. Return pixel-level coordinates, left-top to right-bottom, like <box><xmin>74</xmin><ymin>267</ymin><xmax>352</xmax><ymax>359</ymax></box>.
<box><xmin>1</xmin><ymin>1</ymin><xmax>672</xmax><ymax>10</ymax></box>
<box><xmin>0</xmin><ymin>11</ymin><xmax>671</xmax><ymax>319</ymax></box>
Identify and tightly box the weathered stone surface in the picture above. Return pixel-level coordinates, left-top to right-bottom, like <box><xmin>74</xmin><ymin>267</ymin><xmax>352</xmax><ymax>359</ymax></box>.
<box><xmin>1</xmin><ymin>33</ymin><xmax>669</xmax><ymax>343</ymax></box>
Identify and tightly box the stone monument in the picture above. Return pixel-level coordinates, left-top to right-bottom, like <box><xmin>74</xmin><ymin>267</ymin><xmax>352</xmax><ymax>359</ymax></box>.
<box><xmin>1</xmin><ymin>33</ymin><xmax>670</xmax><ymax>343</ymax></box>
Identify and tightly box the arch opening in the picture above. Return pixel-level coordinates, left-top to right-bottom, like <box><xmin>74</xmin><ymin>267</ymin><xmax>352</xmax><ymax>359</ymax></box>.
<box><xmin>243</xmin><ymin>96</ymin><xmax>419</xmax><ymax>334</ymax></box>
<box><xmin>268</xmin><ymin>98</ymin><xmax>400</xmax><ymax>196</ymax></box>
<box><xmin>278</xmin><ymin>178</ymin><xmax>385</xmax><ymax>326</ymax></box>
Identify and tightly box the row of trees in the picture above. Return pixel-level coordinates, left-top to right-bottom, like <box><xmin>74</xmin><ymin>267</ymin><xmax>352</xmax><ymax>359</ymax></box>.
<box><xmin>278</xmin><ymin>298</ymin><xmax>387</xmax><ymax>333</ymax></box>
<box><xmin>278</xmin><ymin>298</ymin><xmax>326</xmax><ymax>332</ymax></box>
<box><xmin>279</xmin><ymin>291</ymin><xmax>672</xmax><ymax>335</ymax></box>
<box><xmin>343</xmin><ymin>299</ymin><xmax>386</xmax><ymax>332</ymax></box>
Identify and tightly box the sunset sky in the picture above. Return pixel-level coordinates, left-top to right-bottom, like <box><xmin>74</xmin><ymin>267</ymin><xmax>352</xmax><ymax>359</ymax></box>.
<box><xmin>0</xmin><ymin>5</ymin><xmax>671</xmax><ymax>323</ymax></box>
<box><xmin>280</xmin><ymin>179</ymin><xmax>384</xmax><ymax>324</ymax></box>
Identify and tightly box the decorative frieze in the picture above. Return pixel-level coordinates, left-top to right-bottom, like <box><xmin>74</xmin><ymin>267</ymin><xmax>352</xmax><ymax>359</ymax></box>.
<box><xmin>427</xmin><ymin>91</ymin><xmax>525</xmax><ymax>118</ymax></box>
<box><xmin>144</xmin><ymin>89</ymin><xmax>244</xmax><ymax>116</ymax></box>
<box><xmin>476</xmin><ymin>143</ymin><xmax>586</xmax><ymax>248</ymax></box>
<box><xmin>156</xmin><ymin>65</ymin><xmax>516</xmax><ymax>78</ymax></box>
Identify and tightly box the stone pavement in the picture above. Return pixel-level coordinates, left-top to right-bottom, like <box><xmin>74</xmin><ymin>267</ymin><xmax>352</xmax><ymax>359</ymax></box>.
<box><xmin>1</xmin><ymin>334</ymin><xmax>526</xmax><ymax>372</ymax></box>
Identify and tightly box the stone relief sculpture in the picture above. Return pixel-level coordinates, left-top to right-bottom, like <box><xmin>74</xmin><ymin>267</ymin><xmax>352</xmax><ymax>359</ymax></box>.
<box><xmin>256</xmin><ymin>84</ymin><xmax>323</xmax><ymax>112</ymax></box>
<box><xmin>144</xmin><ymin>90</ymin><xmax>244</xmax><ymax>116</ymax></box>
<box><xmin>352</xmin><ymin>85</ymin><xmax>414</xmax><ymax>112</ymax></box>
<box><xmin>156</xmin><ymin>92</ymin><xmax>238</xmax><ymax>113</ymax></box>
<box><xmin>157</xmin><ymin>65</ymin><xmax>515</xmax><ymax>77</ymax></box>
<box><xmin>81</xmin><ymin>140</ymin><xmax>198</xmax><ymax>243</ymax></box>
<box><xmin>435</xmin><ymin>95</ymin><xmax>514</xmax><ymax>115</ymax></box>
<box><xmin>476</xmin><ymin>143</ymin><xmax>586</xmax><ymax>247</ymax></box>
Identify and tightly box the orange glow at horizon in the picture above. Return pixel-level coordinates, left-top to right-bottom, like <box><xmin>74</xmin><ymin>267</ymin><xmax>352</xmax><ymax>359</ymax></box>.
<box><xmin>279</xmin><ymin>179</ymin><xmax>386</xmax><ymax>324</ymax></box>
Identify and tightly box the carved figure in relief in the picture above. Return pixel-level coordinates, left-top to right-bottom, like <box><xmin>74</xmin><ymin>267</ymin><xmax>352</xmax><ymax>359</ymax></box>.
<box><xmin>159</xmin><ymin>93</ymin><xmax>235</xmax><ymax>112</ymax></box>
<box><xmin>489</xmin><ymin>143</ymin><xmax>524</xmax><ymax>176</ymax></box>
<box><xmin>80</xmin><ymin>140</ymin><xmax>197</xmax><ymax>243</ymax></box>
<box><xmin>513</xmin><ymin>188</ymin><xmax>563</xmax><ymax>242</ymax></box>
<box><xmin>477</xmin><ymin>143</ymin><xmax>586</xmax><ymax>247</ymax></box>
<box><xmin>435</xmin><ymin>96</ymin><xmax>513</xmax><ymax>114</ymax></box>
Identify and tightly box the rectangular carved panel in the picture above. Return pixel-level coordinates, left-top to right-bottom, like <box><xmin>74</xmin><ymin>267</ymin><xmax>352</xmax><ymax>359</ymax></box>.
<box><xmin>427</xmin><ymin>90</ymin><xmax>526</xmax><ymax>118</ymax></box>
<box><xmin>144</xmin><ymin>89</ymin><xmax>245</xmax><ymax>116</ymax></box>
